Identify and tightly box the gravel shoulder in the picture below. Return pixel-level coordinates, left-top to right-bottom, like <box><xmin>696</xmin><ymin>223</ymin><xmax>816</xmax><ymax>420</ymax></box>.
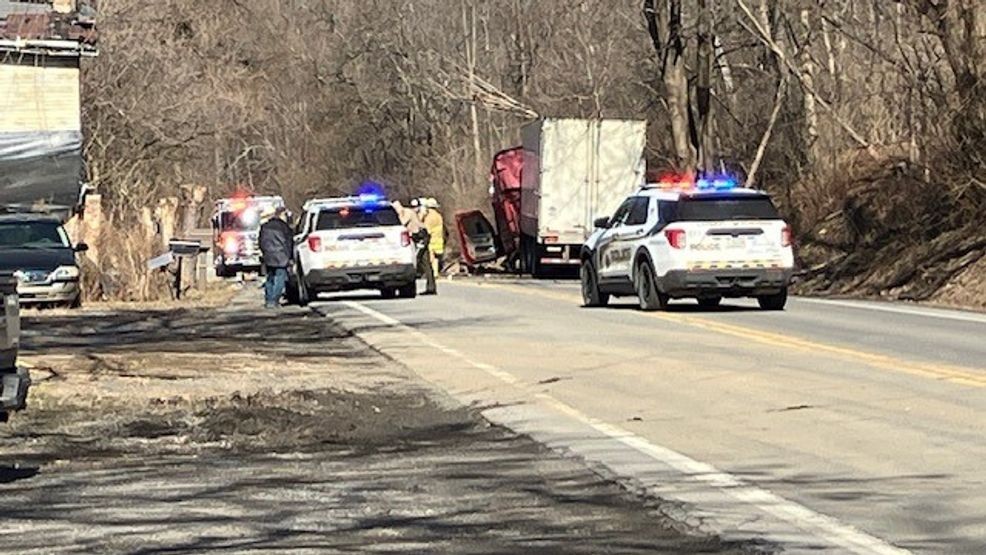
<box><xmin>0</xmin><ymin>292</ymin><xmax>763</xmax><ymax>554</ymax></box>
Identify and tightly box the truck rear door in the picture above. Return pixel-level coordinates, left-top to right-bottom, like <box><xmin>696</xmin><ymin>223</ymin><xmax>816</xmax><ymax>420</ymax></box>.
<box><xmin>590</xmin><ymin>120</ymin><xmax>647</xmax><ymax>237</ymax></box>
<box><xmin>529</xmin><ymin>119</ymin><xmax>592</xmax><ymax>245</ymax></box>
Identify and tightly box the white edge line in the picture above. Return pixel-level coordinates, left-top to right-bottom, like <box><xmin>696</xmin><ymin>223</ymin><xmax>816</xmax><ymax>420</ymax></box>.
<box><xmin>795</xmin><ymin>297</ymin><xmax>986</xmax><ymax>324</ymax></box>
<box><xmin>339</xmin><ymin>300</ymin><xmax>910</xmax><ymax>555</ymax></box>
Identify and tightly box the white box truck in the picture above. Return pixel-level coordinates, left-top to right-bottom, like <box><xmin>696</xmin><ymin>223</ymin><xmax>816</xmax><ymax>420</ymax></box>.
<box><xmin>518</xmin><ymin>118</ymin><xmax>646</xmax><ymax>276</ymax></box>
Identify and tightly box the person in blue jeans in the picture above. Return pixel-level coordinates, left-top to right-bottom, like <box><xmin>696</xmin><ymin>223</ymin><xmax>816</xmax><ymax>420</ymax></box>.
<box><xmin>259</xmin><ymin>207</ymin><xmax>293</xmax><ymax>308</ymax></box>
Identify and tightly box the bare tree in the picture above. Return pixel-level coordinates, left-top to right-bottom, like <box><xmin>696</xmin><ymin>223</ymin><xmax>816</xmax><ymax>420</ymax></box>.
<box><xmin>645</xmin><ymin>0</ymin><xmax>697</xmax><ymax>173</ymax></box>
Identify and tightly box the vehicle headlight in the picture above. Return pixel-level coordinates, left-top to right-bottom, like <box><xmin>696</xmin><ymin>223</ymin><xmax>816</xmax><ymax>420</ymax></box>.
<box><xmin>51</xmin><ymin>265</ymin><xmax>80</xmax><ymax>282</ymax></box>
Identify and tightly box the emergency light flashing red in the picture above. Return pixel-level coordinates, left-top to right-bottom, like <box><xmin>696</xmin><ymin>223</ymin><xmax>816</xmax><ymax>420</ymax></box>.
<box><xmin>221</xmin><ymin>232</ymin><xmax>239</xmax><ymax>254</ymax></box>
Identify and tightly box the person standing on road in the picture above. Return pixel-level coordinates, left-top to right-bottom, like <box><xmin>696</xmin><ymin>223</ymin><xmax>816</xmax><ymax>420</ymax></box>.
<box><xmin>394</xmin><ymin>201</ymin><xmax>436</xmax><ymax>295</ymax></box>
<box><xmin>259</xmin><ymin>206</ymin><xmax>294</xmax><ymax>308</ymax></box>
<box><xmin>422</xmin><ymin>197</ymin><xmax>446</xmax><ymax>278</ymax></box>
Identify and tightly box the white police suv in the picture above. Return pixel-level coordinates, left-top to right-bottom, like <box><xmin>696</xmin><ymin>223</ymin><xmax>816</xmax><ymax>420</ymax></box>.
<box><xmin>580</xmin><ymin>176</ymin><xmax>795</xmax><ymax>311</ymax></box>
<box><xmin>288</xmin><ymin>194</ymin><xmax>417</xmax><ymax>305</ymax></box>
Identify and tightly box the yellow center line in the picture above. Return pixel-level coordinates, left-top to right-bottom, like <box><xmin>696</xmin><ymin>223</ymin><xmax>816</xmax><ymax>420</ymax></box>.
<box><xmin>454</xmin><ymin>280</ymin><xmax>986</xmax><ymax>388</ymax></box>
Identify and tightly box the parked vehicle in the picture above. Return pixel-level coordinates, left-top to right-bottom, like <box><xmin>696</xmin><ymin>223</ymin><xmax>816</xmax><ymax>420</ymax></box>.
<box><xmin>0</xmin><ymin>273</ymin><xmax>29</xmax><ymax>422</ymax></box>
<box><xmin>581</xmin><ymin>176</ymin><xmax>795</xmax><ymax>311</ymax></box>
<box><xmin>288</xmin><ymin>195</ymin><xmax>418</xmax><ymax>305</ymax></box>
<box><xmin>457</xmin><ymin>119</ymin><xmax>646</xmax><ymax>277</ymax></box>
<box><xmin>0</xmin><ymin>213</ymin><xmax>87</xmax><ymax>308</ymax></box>
<box><xmin>211</xmin><ymin>195</ymin><xmax>285</xmax><ymax>277</ymax></box>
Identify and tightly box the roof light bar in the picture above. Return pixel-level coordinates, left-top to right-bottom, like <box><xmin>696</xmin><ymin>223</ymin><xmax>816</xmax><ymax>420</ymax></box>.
<box><xmin>646</xmin><ymin>173</ymin><xmax>739</xmax><ymax>191</ymax></box>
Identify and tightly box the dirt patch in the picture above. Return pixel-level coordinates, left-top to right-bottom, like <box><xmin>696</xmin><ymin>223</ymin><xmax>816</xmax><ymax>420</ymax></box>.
<box><xmin>0</xmin><ymin>294</ymin><xmax>764</xmax><ymax>554</ymax></box>
<box><xmin>927</xmin><ymin>256</ymin><xmax>986</xmax><ymax>310</ymax></box>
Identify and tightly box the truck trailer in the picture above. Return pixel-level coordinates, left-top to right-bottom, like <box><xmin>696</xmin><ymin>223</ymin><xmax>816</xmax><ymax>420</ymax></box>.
<box><xmin>517</xmin><ymin>118</ymin><xmax>646</xmax><ymax>277</ymax></box>
<box><xmin>456</xmin><ymin>119</ymin><xmax>647</xmax><ymax>277</ymax></box>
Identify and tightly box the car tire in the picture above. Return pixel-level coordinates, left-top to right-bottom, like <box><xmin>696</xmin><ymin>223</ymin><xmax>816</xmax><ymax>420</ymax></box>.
<box><xmin>398</xmin><ymin>282</ymin><xmax>417</xmax><ymax>299</ymax></box>
<box><xmin>381</xmin><ymin>288</ymin><xmax>397</xmax><ymax>300</ymax></box>
<box><xmin>295</xmin><ymin>265</ymin><xmax>311</xmax><ymax>307</ymax></box>
<box><xmin>521</xmin><ymin>236</ymin><xmax>541</xmax><ymax>278</ymax></box>
<box><xmin>636</xmin><ymin>261</ymin><xmax>669</xmax><ymax>312</ymax></box>
<box><xmin>580</xmin><ymin>261</ymin><xmax>609</xmax><ymax>307</ymax></box>
<box><xmin>697</xmin><ymin>296</ymin><xmax>722</xmax><ymax>309</ymax></box>
<box><xmin>757</xmin><ymin>288</ymin><xmax>788</xmax><ymax>311</ymax></box>
<box><xmin>216</xmin><ymin>264</ymin><xmax>233</xmax><ymax>279</ymax></box>
<box><xmin>285</xmin><ymin>281</ymin><xmax>299</xmax><ymax>305</ymax></box>
<box><xmin>68</xmin><ymin>294</ymin><xmax>82</xmax><ymax>310</ymax></box>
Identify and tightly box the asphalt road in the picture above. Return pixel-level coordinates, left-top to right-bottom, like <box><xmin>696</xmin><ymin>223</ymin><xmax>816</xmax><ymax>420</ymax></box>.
<box><xmin>317</xmin><ymin>278</ymin><xmax>986</xmax><ymax>554</ymax></box>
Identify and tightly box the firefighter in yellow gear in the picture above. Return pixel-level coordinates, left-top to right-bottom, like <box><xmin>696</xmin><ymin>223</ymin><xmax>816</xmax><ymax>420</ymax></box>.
<box><xmin>421</xmin><ymin>198</ymin><xmax>446</xmax><ymax>278</ymax></box>
<box><xmin>394</xmin><ymin>201</ymin><xmax>436</xmax><ymax>294</ymax></box>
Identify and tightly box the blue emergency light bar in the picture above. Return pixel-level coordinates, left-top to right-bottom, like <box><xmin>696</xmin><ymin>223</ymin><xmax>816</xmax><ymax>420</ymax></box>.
<box><xmin>696</xmin><ymin>176</ymin><xmax>739</xmax><ymax>190</ymax></box>
<box><xmin>356</xmin><ymin>181</ymin><xmax>387</xmax><ymax>204</ymax></box>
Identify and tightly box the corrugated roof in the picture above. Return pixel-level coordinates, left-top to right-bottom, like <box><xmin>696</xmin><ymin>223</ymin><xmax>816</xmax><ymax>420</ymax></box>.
<box><xmin>0</xmin><ymin>1</ymin><xmax>51</xmax><ymax>19</ymax></box>
<box><xmin>0</xmin><ymin>1</ymin><xmax>96</xmax><ymax>45</ymax></box>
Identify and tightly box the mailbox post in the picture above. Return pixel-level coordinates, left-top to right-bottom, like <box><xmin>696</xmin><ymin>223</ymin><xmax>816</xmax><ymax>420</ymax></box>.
<box><xmin>164</xmin><ymin>240</ymin><xmax>209</xmax><ymax>300</ymax></box>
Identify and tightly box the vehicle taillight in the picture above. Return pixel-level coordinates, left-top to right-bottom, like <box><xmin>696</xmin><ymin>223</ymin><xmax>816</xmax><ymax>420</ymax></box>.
<box><xmin>308</xmin><ymin>235</ymin><xmax>322</xmax><ymax>252</ymax></box>
<box><xmin>781</xmin><ymin>225</ymin><xmax>793</xmax><ymax>247</ymax></box>
<box><xmin>401</xmin><ymin>230</ymin><xmax>411</xmax><ymax>247</ymax></box>
<box><xmin>665</xmin><ymin>228</ymin><xmax>687</xmax><ymax>249</ymax></box>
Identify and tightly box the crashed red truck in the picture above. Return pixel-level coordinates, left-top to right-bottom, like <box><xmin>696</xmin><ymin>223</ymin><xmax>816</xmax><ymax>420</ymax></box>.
<box><xmin>457</xmin><ymin>118</ymin><xmax>647</xmax><ymax>277</ymax></box>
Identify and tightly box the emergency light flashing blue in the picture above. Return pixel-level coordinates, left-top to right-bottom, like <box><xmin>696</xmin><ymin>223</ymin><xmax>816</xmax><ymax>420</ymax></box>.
<box><xmin>696</xmin><ymin>175</ymin><xmax>738</xmax><ymax>191</ymax></box>
<box><xmin>355</xmin><ymin>181</ymin><xmax>387</xmax><ymax>204</ymax></box>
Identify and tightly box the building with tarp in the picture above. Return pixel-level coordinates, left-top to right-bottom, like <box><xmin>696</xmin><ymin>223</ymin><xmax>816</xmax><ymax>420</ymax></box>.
<box><xmin>0</xmin><ymin>0</ymin><xmax>96</xmax><ymax>212</ymax></box>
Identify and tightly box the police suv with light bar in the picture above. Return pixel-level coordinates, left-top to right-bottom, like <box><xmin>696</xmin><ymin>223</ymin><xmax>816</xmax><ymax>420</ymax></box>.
<box><xmin>580</xmin><ymin>176</ymin><xmax>794</xmax><ymax>310</ymax></box>
<box><xmin>288</xmin><ymin>194</ymin><xmax>417</xmax><ymax>305</ymax></box>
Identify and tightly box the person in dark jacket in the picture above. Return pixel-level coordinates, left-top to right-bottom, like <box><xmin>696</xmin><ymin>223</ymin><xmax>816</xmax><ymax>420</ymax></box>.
<box><xmin>259</xmin><ymin>206</ymin><xmax>294</xmax><ymax>308</ymax></box>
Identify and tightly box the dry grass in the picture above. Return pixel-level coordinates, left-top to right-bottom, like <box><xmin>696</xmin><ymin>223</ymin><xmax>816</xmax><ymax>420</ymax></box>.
<box><xmin>79</xmin><ymin>220</ymin><xmax>176</xmax><ymax>302</ymax></box>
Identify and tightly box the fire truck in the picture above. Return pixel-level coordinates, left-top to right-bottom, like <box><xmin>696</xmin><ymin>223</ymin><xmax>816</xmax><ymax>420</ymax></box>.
<box><xmin>211</xmin><ymin>195</ymin><xmax>286</xmax><ymax>277</ymax></box>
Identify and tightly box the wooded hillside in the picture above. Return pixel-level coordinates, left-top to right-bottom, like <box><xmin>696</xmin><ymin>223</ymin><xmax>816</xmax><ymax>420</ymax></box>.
<box><xmin>81</xmin><ymin>0</ymin><xmax>985</xmax><ymax>303</ymax></box>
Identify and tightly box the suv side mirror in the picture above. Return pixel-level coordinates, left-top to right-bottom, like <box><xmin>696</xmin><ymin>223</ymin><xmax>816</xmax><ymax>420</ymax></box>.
<box><xmin>594</xmin><ymin>217</ymin><xmax>611</xmax><ymax>229</ymax></box>
<box><xmin>74</xmin><ymin>242</ymin><xmax>90</xmax><ymax>253</ymax></box>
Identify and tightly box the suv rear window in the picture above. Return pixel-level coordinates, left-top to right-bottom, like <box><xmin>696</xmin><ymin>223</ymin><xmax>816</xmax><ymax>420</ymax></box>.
<box><xmin>676</xmin><ymin>196</ymin><xmax>780</xmax><ymax>221</ymax></box>
<box><xmin>316</xmin><ymin>206</ymin><xmax>401</xmax><ymax>230</ymax></box>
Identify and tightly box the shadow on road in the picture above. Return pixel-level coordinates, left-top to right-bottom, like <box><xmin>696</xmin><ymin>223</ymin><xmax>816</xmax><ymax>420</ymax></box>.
<box><xmin>20</xmin><ymin>304</ymin><xmax>370</xmax><ymax>360</ymax></box>
<box><xmin>4</xmin><ymin>295</ymin><xmax>765</xmax><ymax>554</ymax></box>
<box><xmin>584</xmin><ymin>301</ymin><xmax>762</xmax><ymax>313</ymax></box>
